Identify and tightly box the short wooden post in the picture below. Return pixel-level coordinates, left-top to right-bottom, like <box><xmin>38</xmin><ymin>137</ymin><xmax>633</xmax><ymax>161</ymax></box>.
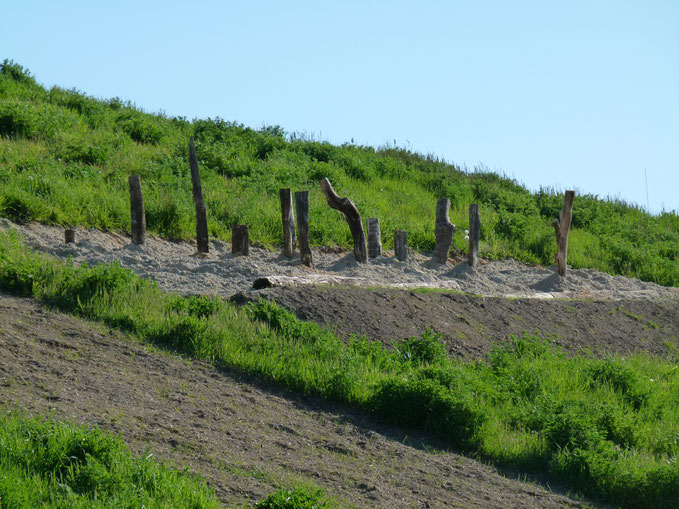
<box><xmin>232</xmin><ymin>224</ymin><xmax>249</xmax><ymax>256</ymax></box>
<box><xmin>552</xmin><ymin>190</ymin><xmax>575</xmax><ymax>277</ymax></box>
<box><xmin>188</xmin><ymin>137</ymin><xmax>209</xmax><ymax>254</ymax></box>
<box><xmin>468</xmin><ymin>203</ymin><xmax>480</xmax><ymax>268</ymax></box>
<box><xmin>64</xmin><ymin>229</ymin><xmax>75</xmax><ymax>244</ymax></box>
<box><xmin>433</xmin><ymin>198</ymin><xmax>455</xmax><ymax>264</ymax></box>
<box><xmin>367</xmin><ymin>218</ymin><xmax>382</xmax><ymax>258</ymax></box>
<box><xmin>394</xmin><ymin>229</ymin><xmax>408</xmax><ymax>261</ymax></box>
<box><xmin>279</xmin><ymin>188</ymin><xmax>296</xmax><ymax>258</ymax></box>
<box><xmin>319</xmin><ymin>178</ymin><xmax>368</xmax><ymax>263</ymax></box>
<box><xmin>295</xmin><ymin>191</ymin><xmax>313</xmax><ymax>266</ymax></box>
<box><xmin>128</xmin><ymin>175</ymin><xmax>146</xmax><ymax>245</ymax></box>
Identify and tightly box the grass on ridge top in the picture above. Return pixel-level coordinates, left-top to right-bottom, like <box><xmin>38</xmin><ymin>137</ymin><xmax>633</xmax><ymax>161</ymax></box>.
<box><xmin>0</xmin><ymin>59</ymin><xmax>678</xmax><ymax>286</ymax></box>
<box><xmin>1</xmin><ymin>229</ymin><xmax>678</xmax><ymax>508</ymax></box>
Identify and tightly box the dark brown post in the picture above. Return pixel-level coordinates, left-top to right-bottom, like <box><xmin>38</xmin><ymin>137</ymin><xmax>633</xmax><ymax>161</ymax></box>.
<box><xmin>128</xmin><ymin>175</ymin><xmax>146</xmax><ymax>245</ymax></box>
<box><xmin>279</xmin><ymin>188</ymin><xmax>296</xmax><ymax>258</ymax></box>
<box><xmin>433</xmin><ymin>198</ymin><xmax>455</xmax><ymax>264</ymax></box>
<box><xmin>295</xmin><ymin>191</ymin><xmax>313</xmax><ymax>266</ymax></box>
<box><xmin>552</xmin><ymin>190</ymin><xmax>575</xmax><ymax>277</ymax></box>
<box><xmin>319</xmin><ymin>178</ymin><xmax>368</xmax><ymax>263</ymax></box>
<box><xmin>188</xmin><ymin>137</ymin><xmax>209</xmax><ymax>254</ymax></box>
<box><xmin>468</xmin><ymin>203</ymin><xmax>480</xmax><ymax>268</ymax></box>
<box><xmin>64</xmin><ymin>229</ymin><xmax>75</xmax><ymax>244</ymax></box>
<box><xmin>394</xmin><ymin>229</ymin><xmax>408</xmax><ymax>261</ymax></box>
<box><xmin>232</xmin><ymin>224</ymin><xmax>249</xmax><ymax>256</ymax></box>
<box><xmin>367</xmin><ymin>218</ymin><xmax>382</xmax><ymax>258</ymax></box>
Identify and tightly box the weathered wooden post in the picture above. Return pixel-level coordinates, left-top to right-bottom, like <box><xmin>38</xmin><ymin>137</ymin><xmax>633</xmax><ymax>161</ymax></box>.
<box><xmin>279</xmin><ymin>188</ymin><xmax>296</xmax><ymax>258</ymax></box>
<box><xmin>552</xmin><ymin>190</ymin><xmax>575</xmax><ymax>277</ymax></box>
<box><xmin>295</xmin><ymin>191</ymin><xmax>313</xmax><ymax>266</ymax></box>
<box><xmin>232</xmin><ymin>224</ymin><xmax>249</xmax><ymax>256</ymax></box>
<box><xmin>188</xmin><ymin>137</ymin><xmax>209</xmax><ymax>254</ymax></box>
<box><xmin>367</xmin><ymin>218</ymin><xmax>382</xmax><ymax>258</ymax></box>
<box><xmin>319</xmin><ymin>178</ymin><xmax>368</xmax><ymax>263</ymax></box>
<box><xmin>468</xmin><ymin>203</ymin><xmax>480</xmax><ymax>268</ymax></box>
<box><xmin>433</xmin><ymin>198</ymin><xmax>455</xmax><ymax>264</ymax></box>
<box><xmin>128</xmin><ymin>175</ymin><xmax>146</xmax><ymax>245</ymax></box>
<box><xmin>394</xmin><ymin>229</ymin><xmax>408</xmax><ymax>261</ymax></box>
<box><xmin>64</xmin><ymin>228</ymin><xmax>75</xmax><ymax>244</ymax></box>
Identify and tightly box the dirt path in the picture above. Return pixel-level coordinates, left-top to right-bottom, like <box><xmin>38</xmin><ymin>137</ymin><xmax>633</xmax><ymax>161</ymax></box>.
<box><xmin>0</xmin><ymin>292</ymin><xmax>592</xmax><ymax>508</ymax></box>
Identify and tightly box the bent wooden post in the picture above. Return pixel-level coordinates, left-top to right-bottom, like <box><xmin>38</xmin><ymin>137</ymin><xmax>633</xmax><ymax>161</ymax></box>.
<box><xmin>319</xmin><ymin>178</ymin><xmax>368</xmax><ymax>263</ymax></box>
<box><xmin>468</xmin><ymin>203</ymin><xmax>480</xmax><ymax>268</ymax></box>
<box><xmin>279</xmin><ymin>188</ymin><xmax>296</xmax><ymax>258</ymax></box>
<box><xmin>394</xmin><ymin>229</ymin><xmax>408</xmax><ymax>261</ymax></box>
<box><xmin>232</xmin><ymin>224</ymin><xmax>249</xmax><ymax>256</ymax></box>
<box><xmin>128</xmin><ymin>175</ymin><xmax>146</xmax><ymax>245</ymax></box>
<box><xmin>188</xmin><ymin>137</ymin><xmax>209</xmax><ymax>254</ymax></box>
<box><xmin>295</xmin><ymin>191</ymin><xmax>313</xmax><ymax>266</ymax></box>
<box><xmin>367</xmin><ymin>218</ymin><xmax>382</xmax><ymax>258</ymax></box>
<box><xmin>552</xmin><ymin>190</ymin><xmax>575</xmax><ymax>277</ymax></box>
<box><xmin>433</xmin><ymin>198</ymin><xmax>455</xmax><ymax>264</ymax></box>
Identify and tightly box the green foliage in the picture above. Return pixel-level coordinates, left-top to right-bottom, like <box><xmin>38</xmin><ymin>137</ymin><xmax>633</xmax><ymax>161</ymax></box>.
<box><xmin>253</xmin><ymin>487</ymin><xmax>336</xmax><ymax>509</ymax></box>
<box><xmin>396</xmin><ymin>329</ymin><xmax>449</xmax><ymax>365</ymax></box>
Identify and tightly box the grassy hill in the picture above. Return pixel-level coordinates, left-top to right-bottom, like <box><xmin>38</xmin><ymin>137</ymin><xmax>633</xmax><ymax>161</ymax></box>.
<box><xmin>1</xmin><ymin>59</ymin><xmax>678</xmax><ymax>286</ymax></box>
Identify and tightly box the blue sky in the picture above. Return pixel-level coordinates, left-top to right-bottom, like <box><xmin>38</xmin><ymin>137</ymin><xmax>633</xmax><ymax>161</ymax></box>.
<box><xmin>2</xmin><ymin>1</ymin><xmax>678</xmax><ymax>213</ymax></box>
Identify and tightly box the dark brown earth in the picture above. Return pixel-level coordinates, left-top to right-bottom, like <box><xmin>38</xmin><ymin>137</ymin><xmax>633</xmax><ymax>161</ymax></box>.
<box><xmin>0</xmin><ymin>292</ymin><xmax>594</xmax><ymax>508</ymax></box>
<box><xmin>241</xmin><ymin>286</ymin><xmax>679</xmax><ymax>359</ymax></box>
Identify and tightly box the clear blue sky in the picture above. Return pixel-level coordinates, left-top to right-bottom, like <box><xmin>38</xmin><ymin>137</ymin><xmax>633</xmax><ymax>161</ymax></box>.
<box><xmin>2</xmin><ymin>1</ymin><xmax>678</xmax><ymax>213</ymax></box>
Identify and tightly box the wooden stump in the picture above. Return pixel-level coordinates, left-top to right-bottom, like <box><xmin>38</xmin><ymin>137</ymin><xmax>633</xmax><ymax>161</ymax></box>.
<box><xmin>367</xmin><ymin>218</ymin><xmax>382</xmax><ymax>258</ymax></box>
<box><xmin>468</xmin><ymin>203</ymin><xmax>480</xmax><ymax>268</ymax></box>
<box><xmin>394</xmin><ymin>229</ymin><xmax>408</xmax><ymax>261</ymax></box>
<box><xmin>188</xmin><ymin>137</ymin><xmax>209</xmax><ymax>254</ymax></box>
<box><xmin>319</xmin><ymin>178</ymin><xmax>368</xmax><ymax>264</ymax></box>
<box><xmin>279</xmin><ymin>188</ymin><xmax>296</xmax><ymax>258</ymax></box>
<box><xmin>433</xmin><ymin>198</ymin><xmax>455</xmax><ymax>264</ymax></box>
<box><xmin>552</xmin><ymin>190</ymin><xmax>575</xmax><ymax>277</ymax></box>
<box><xmin>232</xmin><ymin>224</ymin><xmax>249</xmax><ymax>256</ymax></box>
<box><xmin>295</xmin><ymin>191</ymin><xmax>313</xmax><ymax>266</ymax></box>
<box><xmin>128</xmin><ymin>175</ymin><xmax>146</xmax><ymax>245</ymax></box>
<box><xmin>64</xmin><ymin>229</ymin><xmax>75</xmax><ymax>244</ymax></box>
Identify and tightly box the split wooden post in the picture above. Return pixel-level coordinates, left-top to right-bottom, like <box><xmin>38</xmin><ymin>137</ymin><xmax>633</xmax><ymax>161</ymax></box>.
<box><xmin>468</xmin><ymin>203</ymin><xmax>480</xmax><ymax>268</ymax></box>
<box><xmin>279</xmin><ymin>188</ymin><xmax>296</xmax><ymax>258</ymax></box>
<box><xmin>188</xmin><ymin>137</ymin><xmax>209</xmax><ymax>254</ymax></box>
<box><xmin>64</xmin><ymin>229</ymin><xmax>75</xmax><ymax>244</ymax></box>
<box><xmin>552</xmin><ymin>190</ymin><xmax>575</xmax><ymax>277</ymax></box>
<box><xmin>232</xmin><ymin>224</ymin><xmax>249</xmax><ymax>256</ymax></box>
<box><xmin>367</xmin><ymin>218</ymin><xmax>382</xmax><ymax>258</ymax></box>
<box><xmin>128</xmin><ymin>175</ymin><xmax>146</xmax><ymax>245</ymax></box>
<box><xmin>295</xmin><ymin>191</ymin><xmax>313</xmax><ymax>266</ymax></box>
<box><xmin>394</xmin><ymin>229</ymin><xmax>408</xmax><ymax>261</ymax></box>
<box><xmin>433</xmin><ymin>198</ymin><xmax>455</xmax><ymax>264</ymax></box>
<box><xmin>319</xmin><ymin>178</ymin><xmax>368</xmax><ymax>263</ymax></box>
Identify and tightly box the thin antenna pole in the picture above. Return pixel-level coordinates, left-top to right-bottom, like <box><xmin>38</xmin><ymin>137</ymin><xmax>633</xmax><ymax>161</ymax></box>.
<box><xmin>644</xmin><ymin>168</ymin><xmax>650</xmax><ymax>212</ymax></box>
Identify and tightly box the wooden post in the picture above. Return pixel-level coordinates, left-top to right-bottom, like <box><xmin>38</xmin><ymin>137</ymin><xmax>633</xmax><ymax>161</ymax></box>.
<box><xmin>367</xmin><ymin>218</ymin><xmax>382</xmax><ymax>258</ymax></box>
<box><xmin>468</xmin><ymin>203</ymin><xmax>480</xmax><ymax>268</ymax></box>
<box><xmin>433</xmin><ymin>198</ymin><xmax>455</xmax><ymax>264</ymax></box>
<box><xmin>295</xmin><ymin>191</ymin><xmax>313</xmax><ymax>266</ymax></box>
<box><xmin>279</xmin><ymin>188</ymin><xmax>296</xmax><ymax>258</ymax></box>
<box><xmin>552</xmin><ymin>190</ymin><xmax>575</xmax><ymax>277</ymax></box>
<box><xmin>64</xmin><ymin>229</ymin><xmax>75</xmax><ymax>244</ymax></box>
<box><xmin>188</xmin><ymin>137</ymin><xmax>209</xmax><ymax>254</ymax></box>
<box><xmin>319</xmin><ymin>178</ymin><xmax>368</xmax><ymax>263</ymax></box>
<box><xmin>128</xmin><ymin>175</ymin><xmax>146</xmax><ymax>245</ymax></box>
<box><xmin>394</xmin><ymin>229</ymin><xmax>408</xmax><ymax>261</ymax></box>
<box><xmin>232</xmin><ymin>224</ymin><xmax>249</xmax><ymax>256</ymax></box>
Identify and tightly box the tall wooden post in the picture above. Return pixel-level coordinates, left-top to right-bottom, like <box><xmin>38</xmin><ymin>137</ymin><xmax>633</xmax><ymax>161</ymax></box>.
<box><xmin>295</xmin><ymin>191</ymin><xmax>313</xmax><ymax>266</ymax></box>
<box><xmin>433</xmin><ymin>198</ymin><xmax>455</xmax><ymax>264</ymax></box>
<box><xmin>188</xmin><ymin>137</ymin><xmax>209</xmax><ymax>254</ymax></box>
<box><xmin>279</xmin><ymin>188</ymin><xmax>296</xmax><ymax>258</ymax></box>
<box><xmin>232</xmin><ymin>224</ymin><xmax>249</xmax><ymax>256</ymax></box>
<box><xmin>552</xmin><ymin>190</ymin><xmax>575</xmax><ymax>277</ymax></box>
<box><xmin>128</xmin><ymin>175</ymin><xmax>146</xmax><ymax>245</ymax></box>
<box><xmin>319</xmin><ymin>178</ymin><xmax>368</xmax><ymax>263</ymax></box>
<box><xmin>367</xmin><ymin>218</ymin><xmax>382</xmax><ymax>258</ymax></box>
<box><xmin>394</xmin><ymin>230</ymin><xmax>408</xmax><ymax>261</ymax></box>
<box><xmin>468</xmin><ymin>203</ymin><xmax>480</xmax><ymax>268</ymax></box>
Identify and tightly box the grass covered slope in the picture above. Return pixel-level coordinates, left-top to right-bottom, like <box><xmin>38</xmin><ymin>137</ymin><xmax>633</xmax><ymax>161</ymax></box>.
<box><xmin>1</xmin><ymin>59</ymin><xmax>678</xmax><ymax>285</ymax></box>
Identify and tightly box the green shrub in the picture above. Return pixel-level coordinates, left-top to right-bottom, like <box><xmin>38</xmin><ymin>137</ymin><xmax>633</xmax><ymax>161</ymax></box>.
<box><xmin>396</xmin><ymin>329</ymin><xmax>449</xmax><ymax>365</ymax></box>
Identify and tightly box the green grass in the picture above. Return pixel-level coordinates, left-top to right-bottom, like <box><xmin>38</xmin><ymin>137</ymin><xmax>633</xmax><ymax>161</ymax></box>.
<box><xmin>1</xmin><ymin>229</ymin><xmax>678</xmax><ymax>507</ymax></box>
<box><xmin>1</xmin><ymin>59</ymin><xmax>678</xmax><ymax>285</ymax></box>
